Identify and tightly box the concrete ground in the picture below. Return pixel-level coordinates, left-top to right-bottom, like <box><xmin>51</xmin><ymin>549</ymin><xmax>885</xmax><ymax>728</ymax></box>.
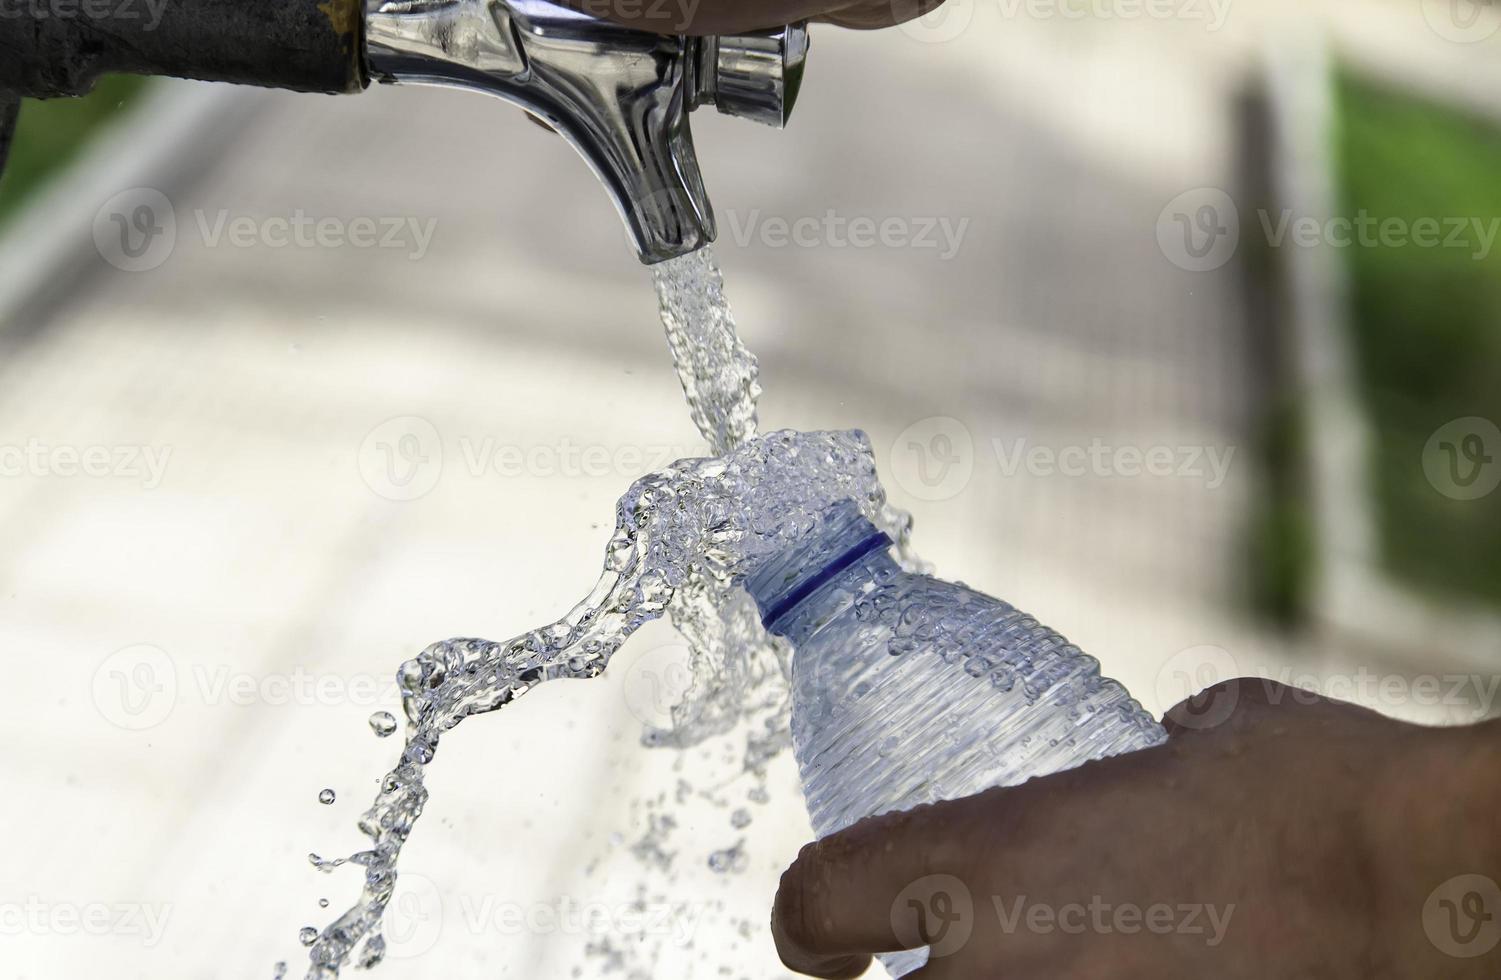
<box><xmin>1</xmin><ymin>7</ymin><xmax>1485</xmax><ymax>978</ymax></box>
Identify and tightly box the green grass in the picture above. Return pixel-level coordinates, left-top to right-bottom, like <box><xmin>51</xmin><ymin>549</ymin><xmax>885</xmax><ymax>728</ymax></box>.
<box><xmin>0</xmin><ymin>75</ymin><xmax>151</xmax><ymax>226</ymax></box>
<box><xmin>1335</xmin><ymin>72</ymin><xmax>1501</xmax><ymax>606</ymax></box>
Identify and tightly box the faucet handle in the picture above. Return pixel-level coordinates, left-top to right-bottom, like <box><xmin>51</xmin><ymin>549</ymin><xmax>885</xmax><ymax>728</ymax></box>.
<box><xmin>693</xmin><ymin>25</ymin><xmax>810</xmax><ymax>129</ymax></box>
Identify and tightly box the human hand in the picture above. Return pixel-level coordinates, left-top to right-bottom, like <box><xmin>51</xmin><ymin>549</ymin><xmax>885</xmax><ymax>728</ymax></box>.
<box><xmin>771</xmin><ymin>680</ymin><xmax>1501</xmax><ymax>977</ymax></box>
<box><xmin>559</xmin><ymin>0</ymin><xmax>948</xmax><ymax>36</ymax></box>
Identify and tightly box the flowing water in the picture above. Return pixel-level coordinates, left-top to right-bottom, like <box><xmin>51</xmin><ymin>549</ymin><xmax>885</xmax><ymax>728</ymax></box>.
<box><xmin>651</xmin><ymin>247</ymin><xmax>761</xmax><ymax>455</ymax></box>
<box><xmin>298</xmin><ymin>246</ymin><xmax>914</xmax><ymax>976</ymax></box>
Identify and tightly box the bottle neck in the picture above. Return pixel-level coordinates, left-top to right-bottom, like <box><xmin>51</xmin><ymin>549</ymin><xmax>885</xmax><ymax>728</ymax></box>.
<box><xmin>743</xmin><ymin>501</ymin><xmax>896</xmax><ymax>639</ymax></box>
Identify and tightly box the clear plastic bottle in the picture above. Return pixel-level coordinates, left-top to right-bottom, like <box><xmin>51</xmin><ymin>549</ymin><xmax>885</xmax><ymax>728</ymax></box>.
<box><xmin>745</xmin><ymin>503</ymin><xmax>1167</xmax><ymax>976</ymax></box>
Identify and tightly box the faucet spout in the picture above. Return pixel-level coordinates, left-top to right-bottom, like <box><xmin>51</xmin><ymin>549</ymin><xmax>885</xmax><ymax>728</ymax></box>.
<box><xmin>366</xmin><ymin>0</ymin><xmax>805</xmax><ymax>264</ymax></box>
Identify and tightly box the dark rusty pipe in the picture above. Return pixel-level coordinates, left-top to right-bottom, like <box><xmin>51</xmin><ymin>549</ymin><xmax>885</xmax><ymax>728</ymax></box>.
<box><xmin>0</xmin><ymin>0</ymin><xmax>367</xmax><ymax>98</ymax></box>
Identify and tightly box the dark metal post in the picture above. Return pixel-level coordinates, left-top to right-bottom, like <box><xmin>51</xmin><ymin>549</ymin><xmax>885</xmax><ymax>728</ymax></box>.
<box><xmin>0</xmin><ymin>93</ymin><xmax>17</xmax><ymax>183</ymax></box>
<box><xmin>0</xmin><ymin>0</ymin><xmax>367</xmax><ymax>100</ymax></box>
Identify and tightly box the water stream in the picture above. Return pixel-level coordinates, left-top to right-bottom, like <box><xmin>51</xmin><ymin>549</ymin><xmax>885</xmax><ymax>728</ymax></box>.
<box><xmin>296</xmin><ymin>246</ymin><xmax>914</xmax><ymax>976</ymax></box>
<box><xmin>651</xmin><ymin>247</ymin><xmax>761</xmax><ymax>456</ymax></box>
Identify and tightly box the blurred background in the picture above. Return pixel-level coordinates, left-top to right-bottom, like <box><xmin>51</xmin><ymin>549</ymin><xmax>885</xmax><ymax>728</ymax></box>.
<box><xmin>2</xmin><ymin>0</ymin><xmax>1499</xmax><ymax>976</ymax></box>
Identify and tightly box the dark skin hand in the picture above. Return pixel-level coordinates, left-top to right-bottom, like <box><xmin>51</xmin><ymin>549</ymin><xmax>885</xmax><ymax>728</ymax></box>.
<box><xmin>529</xmin><ymin>0</ymin><xmax>947</xmax><ymax>133</ymax></box>
<box><xmin>558</xmin><ymin>0</ymin><xmax>949</xmax><ymax>36</ymax></box>
<box><xmin>772</xmin><ymin>680</ymin><xmax>1501</xmax><ymax>977</ymax></box>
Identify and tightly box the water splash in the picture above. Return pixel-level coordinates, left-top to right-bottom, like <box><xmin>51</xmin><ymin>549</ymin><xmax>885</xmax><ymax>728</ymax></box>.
<box><xmin>302</xmin><ymin>430</ymin><xmax>907</xmax><ymax>975</ymax></box>
<box><xmin>302</xmin><ymin>245</ymin><xmax>912</xmax><ymax>976</ymax></box>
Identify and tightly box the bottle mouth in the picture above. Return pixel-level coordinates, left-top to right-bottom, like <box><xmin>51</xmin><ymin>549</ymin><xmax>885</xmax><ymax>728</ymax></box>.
<box><xmin>742</xmin><ymin>501</ymin><xmax>893</xmax><ymax>633</ymax></box>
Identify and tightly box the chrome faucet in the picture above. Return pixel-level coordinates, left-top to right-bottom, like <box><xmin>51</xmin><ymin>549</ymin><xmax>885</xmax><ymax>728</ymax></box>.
<box><xmin>366</xmin><ymin>0</ymin><xmax>810</xmax><ymax>263</ymax></box>
<box><xmin>0</xmin><ymin>0</ymin><xmax>806</xmax><ymax>264</ymax></box>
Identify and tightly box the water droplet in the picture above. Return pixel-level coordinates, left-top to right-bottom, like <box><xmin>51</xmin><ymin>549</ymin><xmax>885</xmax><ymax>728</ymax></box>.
<box><xmin>318</xmin><ymin>898</ymin><xmax>329</xmax><ymax>909</ymax></box>
<box><xmin>368</xmin><ymin>711</ymin><xmax>398</xmax><ymax>737</ymax></box>
<box><xmin>318</xmin><ymin>788</ymin><xmax>336</xmax><ymax>805</ymax></box>
<box><xmin>397</xmin><ymin>659</ymin><xmax>424</xmax><ymax>693</ymax></box>
<box><xmin>307</xmin><ymin>852</ymin><xmax>345</xmax><ymax>874</ymax></box>
<box><xmin>299</xmin><ymin>927</ymin><xmax>318</xmax><ymax>947</ymax></box>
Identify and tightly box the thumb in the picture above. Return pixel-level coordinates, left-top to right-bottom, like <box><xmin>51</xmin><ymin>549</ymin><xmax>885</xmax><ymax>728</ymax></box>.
<box><xmin>819</xmin><ymin>0</ymin><xmax>948</xmax><ymax>29</ymax></box>
<box><xmin>772</xmin><ymin>793</ymin><xmax>997</xmax><ymax>978</ymax></box>
<box><xmin>1160</xmin><ymin>676</ymin><xmax>1392</xmax><ymax>738</ymax></box>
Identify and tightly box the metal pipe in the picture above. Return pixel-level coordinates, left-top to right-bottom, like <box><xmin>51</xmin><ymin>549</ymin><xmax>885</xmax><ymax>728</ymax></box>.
<box><xmin>0</xmin><ymin>94</ymin><xmax>17</xmax><ymax>179</ymax></box>
<box><xmin>0</xmin><ymin>0</ymin><xmax>367</xmax><ymax>98</ymax></box>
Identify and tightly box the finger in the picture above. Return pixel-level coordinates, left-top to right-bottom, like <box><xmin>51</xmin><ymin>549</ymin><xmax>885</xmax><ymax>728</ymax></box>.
<box><xmin>1161</xmin><ymin>675</ymin><xmax>1303</xmax><ymax>738</ymax></box>
<box><xmin>772</xmin><ymin>794</ymin><xmax>995</xmax><ymax>977</ymax></box>
<box><xmin>555</xmin><ymin>0</ymin><xmax>951</xmax><ymax>35</ymax></box>
<box><xmin>1162</xmin><ymin>676</ymin><xmax>1396</xmax><ymax>739</ymax></box>
<box><xmin>555</xmin><ymin>0</ymin><xmax>841</xmax><ymax>34</ymax></box>
<box><xmin>1161</xmin><ymin>677</ymin><xmax>1255</xmax><ymax>738</ymax></box>
<box><xmin>819</xmin><ymin>0</ymin><xmax>948</xmax><ymax>29</ymax></box>
<box><xmin>904</xmin><ymin>956</ymin><xmax>970</xmax><ymax>980</ymax></box>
